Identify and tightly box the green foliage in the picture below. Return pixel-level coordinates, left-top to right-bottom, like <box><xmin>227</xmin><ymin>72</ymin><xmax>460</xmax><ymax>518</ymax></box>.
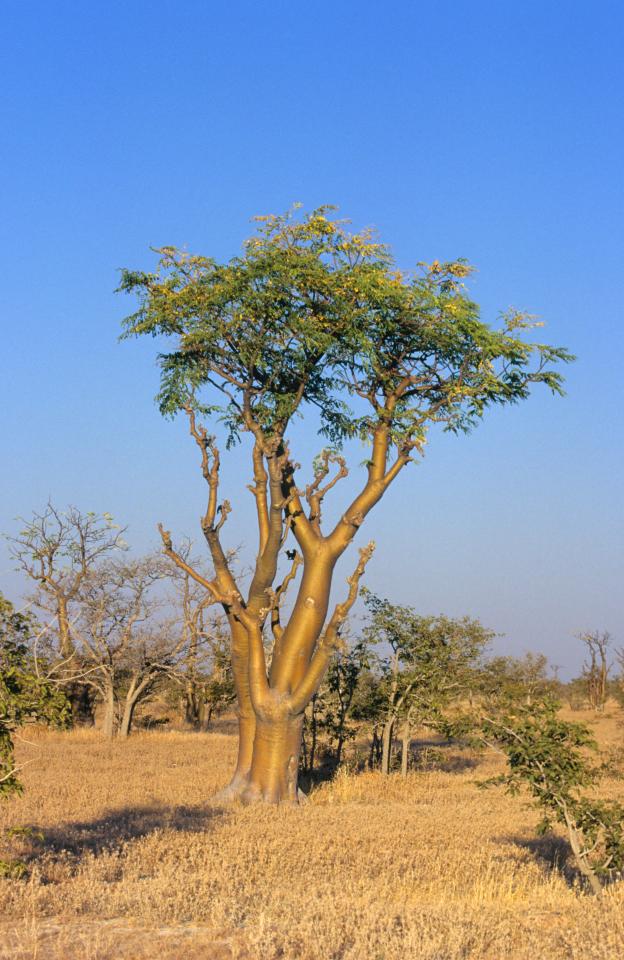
<box><xmin>363</xmin><ymin>592</ymin><xmax>493</xmax><ymax>731</ymax></box>
<box><xmin>482</xmin><ymin>698</ymin><xmax>624</xmax><ymax>893</ymax></box>
<box><xmin>119</xmin><ymin>206</ymin><xmax>572</xmax><ymax>450</ymax></box>
<box><xmin>477</xmin><ymin>652</ymin><xmax>558</xmax><ymax>706</ymax></box>
<box><xmin>0</xmin><ymin>594</ymin><xmax>69</xmax><ymax>878</ymax></box>
<box><xmin>301</xmin><ymin>638</ymin><xmax>370</xmax><ymax>774</ymax></box>
<box><xmin>0</xmin><ymin>594</ymin><xmax>69</xmax><ymax>798</ymax></box>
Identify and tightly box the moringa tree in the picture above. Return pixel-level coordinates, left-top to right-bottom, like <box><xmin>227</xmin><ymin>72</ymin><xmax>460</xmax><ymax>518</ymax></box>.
<box><xmin>120</xmin><ymin>206</ymin><xmax>571</xmax><ymax>804</ymax></box>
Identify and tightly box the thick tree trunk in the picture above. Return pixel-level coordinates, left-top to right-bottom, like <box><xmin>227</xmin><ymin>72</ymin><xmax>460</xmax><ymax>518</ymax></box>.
<box><xmin>381</xmin><ymin>718</ymin><xmax>394</xmax><ymax>775</ymax></box>
<box><xmin>118</xmin><ymin>696</ymin><xmax>137</xmax><ymax>738</ymax></box>
<box><xmin>57</xmin><ymin>596</ymin><xmax>73</xmax><ymax>660</ymax></box>
<box><xmin>102</xmin><ymin>683</ymin><xmax>116</xmax><ymax>738</ymax></box>
<box><xmin>241</xmin><ymin>715</ymin><xmax>304</xmax><ymax>804</ymax></box>
<box><xmin>184</xmin><ymin>683</ymin><xmax>201</xmax><ymax>727</ymax></box>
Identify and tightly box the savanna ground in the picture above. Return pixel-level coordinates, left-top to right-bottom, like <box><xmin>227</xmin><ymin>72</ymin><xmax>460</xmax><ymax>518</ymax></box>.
<box><xmin>0</xmin><ymin>709</ymin><xmax>623</xmax><ymax>960</ymax></box>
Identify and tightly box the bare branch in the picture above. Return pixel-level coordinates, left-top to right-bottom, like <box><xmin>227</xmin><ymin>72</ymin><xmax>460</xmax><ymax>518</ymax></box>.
<box><xmin>305</xmin><ymin>450</ymin><xmax>349</xmax><ymax>534</ymax></box>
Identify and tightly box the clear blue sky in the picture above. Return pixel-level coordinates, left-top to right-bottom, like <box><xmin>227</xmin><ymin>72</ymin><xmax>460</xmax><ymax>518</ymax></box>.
<box><xmin>2</xmin><ymin>1</ymin><xmax>623</xmax><ymax>676</ymax></box>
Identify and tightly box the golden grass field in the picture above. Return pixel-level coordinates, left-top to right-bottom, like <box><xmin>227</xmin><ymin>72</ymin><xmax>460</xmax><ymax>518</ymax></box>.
<box><xmin>0</xmin><ymin>709</ymin><xmax>622</xmax><ymax>960</ymax></box>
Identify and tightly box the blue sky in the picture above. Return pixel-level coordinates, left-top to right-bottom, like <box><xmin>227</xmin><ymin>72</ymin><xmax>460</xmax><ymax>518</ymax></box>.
<box><xmin>1</xmin><ymin>1</ymin><xmax>623</xmax><ymax>676</ymax></box>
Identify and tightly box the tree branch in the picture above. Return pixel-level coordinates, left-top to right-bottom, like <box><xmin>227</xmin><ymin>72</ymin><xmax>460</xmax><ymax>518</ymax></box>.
<box><xmin>288</xmin><ymin>541</ymin><xmax>375</xmax><ymax>714</ymax></box>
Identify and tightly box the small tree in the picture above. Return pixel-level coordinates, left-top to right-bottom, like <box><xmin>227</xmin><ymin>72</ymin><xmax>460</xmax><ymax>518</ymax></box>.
<box><xmin>364</xmin><ymin>594</ymin><xmax>493</xmax><ymax>774</ymax></box>
<box><xmin>612</xmin><ymin>646</ymin><xmax>624</xmax><ymax>708</ymax></box>
<box><xmin>72</xmin><ymin>555</ymin><xmax>187</xmax><ymax>737</ymax></box>
<box><xmin>580</xmin><ymin>631</ymin><xmax>611</xmax><ymax>712</ymax></box>
<box><xmin>5</xmin><ymin>504</ymin><xmax>125</xmax><ymax>723</ymax></box>
<box><xmin>300</xmin><ymin>635</ymin><xmax>369</xmax><ymax>777</ymax></box>
<box><xmin>482</xmin><ymin>698</ymin><xmax>624</xmax><ymax>895</ymax></box>
<box><xmin>0</xmin><ymin>594</ymin><xmax>69</xmax><ymax>875</ymax></box>
<box><xmin>121</xmin><ymin>205</ymin><xmax>571</xmax><ymax>803</ymax></box>
<box><xmin>477</xmin><ymin>652</ymin><xmax>558</xmax><ymax>707</ymax></box>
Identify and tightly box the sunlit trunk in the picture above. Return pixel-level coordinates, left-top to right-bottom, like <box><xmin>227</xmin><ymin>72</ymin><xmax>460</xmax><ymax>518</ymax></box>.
<box><xmin>242</xmin><ymin>715</ymin><xmax>304</xmax><ymax>804</ymax></box>
<box><xmin>401</xmin><ymin>722</ymin><xmax>410</xmax><ymax>777</ymax></box>
<box><xmin>102</xmin><ymin>682</ymin><xmax>116</xmax><ymax>738</ymax></box>
<box><xmin>118</xmin><ymin>696</ymin><xmax>137</xmax><ymax>738</ymax></box>
<box><xmin>381</xmin><ymin>718</ymin><xmax>394</xmax><ymax>775</ymax></box>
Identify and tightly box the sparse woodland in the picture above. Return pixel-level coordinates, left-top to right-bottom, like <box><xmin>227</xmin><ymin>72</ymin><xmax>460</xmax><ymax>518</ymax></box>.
<box><xmin>1</xmin><ymin>208</ymin><xmax>622</xmax><ymax>958</ymax></box>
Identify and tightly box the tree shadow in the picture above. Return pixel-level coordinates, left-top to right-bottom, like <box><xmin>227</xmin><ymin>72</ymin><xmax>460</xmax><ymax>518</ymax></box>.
<box><xmin>18</xmin><ymin>804</ymin><xmax>225</xmax><ymax>865</ymax></box>
<box><xmin>408</xmin><ymin>739</ymin><xmax>481</xmax><ymax>774</ymax></box>
<box><xmin>500</xmin><ymin>832</ymin><xmax>576</xmax><ymax>887</ymax></box>
<box><xmin>299</xmin><ymin>760</ymin><xmax>339</xmax><ymax>791</ymax></box>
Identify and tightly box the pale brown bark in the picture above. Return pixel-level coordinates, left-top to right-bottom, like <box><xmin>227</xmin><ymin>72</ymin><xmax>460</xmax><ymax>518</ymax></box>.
<box><xmin>401</xmin><ymin>722</ymin><xmax>410</xmax><ymax>777</ymax></box>
<box><xmin>162</xmin><ymin>408</ymin><xmax>385</xmax><ymax>803</ymax></box>
<box><xmin>563</xmin><ymin>808</ymin><xmax>603</xmax><ymax>896</ymax></box>
<box><xmin>57</xmin><ymin>595</ymin><xmax>74</xmax><ymax>659</ymax></box>
<box><xmin>381</xmin><ymin>718</ymin><xmax>394</xmax><ymax>775</ymax></box>
<box><xmin>118</xmin><ymin>675</ymin><xmax>152</xmax><ymax>738</ymax></box>
<box><xmin>242</xmin><ymin>715</ymin><xmax>304</xmax><ymax>804</ymax></box>
<box><xmin>102</xmin><ymin>682</ymin><xmax>116</xmax><ymax>738</ymax></box>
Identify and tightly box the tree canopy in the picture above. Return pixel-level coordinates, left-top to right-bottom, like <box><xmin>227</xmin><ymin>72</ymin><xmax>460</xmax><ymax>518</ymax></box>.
<box><xmin>120</xmin><ymin>206</ymin><xmax>572</xmax><ymax>455</ymax></box>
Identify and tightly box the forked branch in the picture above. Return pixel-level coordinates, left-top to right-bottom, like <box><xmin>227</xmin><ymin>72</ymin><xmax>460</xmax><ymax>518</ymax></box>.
<box><xmin>158</xmin><ymin>523</ymin><xmax>224</xmax><ymax>606</ymax></box>
<box><xmin>305</xmin><ymin>450</ymin><xmax>349</xmax><ymax>534</ymax></box>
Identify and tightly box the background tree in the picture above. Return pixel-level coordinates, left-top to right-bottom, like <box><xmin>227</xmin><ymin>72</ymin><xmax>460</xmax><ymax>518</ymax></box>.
<box><xmin>120</xmin><ymin>205</ymin><xmax>571</xmax><ymax>804</ymax></box>
<box><xmin>477</xmin><ymin>652</ymin><xmax>558</xmax><ymax>707</ymax></box>
<box><xmin>164</xmin><ymin>540</ymin><xmax>235</xmax><ymax>730</ymax></box>
<box><xmin>71</xmin><ymin>555</ymin><xmax>185</xmax><ymax>737</ymax></box>
<box><xmin>580</xmin><ymin>631</ymin><xmax>611</xmax><ymax>713</ymax></box>
<box><xmin>363</xmin><ymin>593</ymin><xmax>493</xmax><ymax>774</ymax></box>
<box><xmin>300</xmin><ymin>634</ymin><xmax>370</xmax><ymax>779</ymax></box>
<box><xmin>5</xmin><ymin>504</ymin><xmax>125</xmax><ymax>724</ymax></box>
<box><xmin>612</xmin><ymin>646</ymin><xmax>624</xmax><ymax>708</ymax></box>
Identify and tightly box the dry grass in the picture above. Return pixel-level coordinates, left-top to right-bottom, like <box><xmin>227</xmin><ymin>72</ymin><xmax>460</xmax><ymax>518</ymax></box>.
<box><xmin>0</xmin><ymin>709</ymin><xmax>623</xmax><ymax>959</ymax></box>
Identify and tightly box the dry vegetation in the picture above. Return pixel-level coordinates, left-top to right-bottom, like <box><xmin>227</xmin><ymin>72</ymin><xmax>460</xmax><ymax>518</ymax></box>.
<box><xmin>0</xmin><ymin>710</ymin><xmax>623</xmax><ymax>960</ymax></box>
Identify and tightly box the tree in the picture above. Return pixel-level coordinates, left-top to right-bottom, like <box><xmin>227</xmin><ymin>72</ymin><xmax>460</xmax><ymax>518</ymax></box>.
<box><xmin>482</xmin><ymin>698</ymin><xmax>624</xmax><ymax>895</ymax></box>
<box><xmin>580</xmin><ymin>631</ymin><xmax>611</xmax><ymax>712</ymax></box>
<box><xmin>300</xmin><ymin>635</ymin><xmax>370</xmax><ymax>778</ymax></box>
<box><xmin>612</xmin><ymin>646</ymin><xmax>624</xmax><ymax>708</ymax></box>
<box><xmin>477</xmin><ymin>652</ymin><xmax>558</xmax><ymax>707</ymax></box>
<box><xmin>120</xmin><ymin>205</ymin><xmax>571</xmax><ymax>803</ymax></box>
<box><xmin>164</xmin><ymin>540</ymin><xmax>235</xmax><ymax>729</ymax></box>
<box><xmin>1</xmin><ymin>594</ymin><xmax>69</xmax><ymax>874</ymax></box>
<box><xmin>71</xmin><ymin>555</ymin><xmax>185</xmax><ymax>737</ymax></box>
<box><xmin>5</xmin><ymin>504</ymin><xmax>126</xmax><ymax>724</ymax></box>
<box><xmin>363</xmin><ymin>593</ymin><xmax>493</xmax><ymax>774</ymax></box>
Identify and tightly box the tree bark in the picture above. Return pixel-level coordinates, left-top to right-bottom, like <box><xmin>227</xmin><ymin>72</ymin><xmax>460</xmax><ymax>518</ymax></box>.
<box><xmin>381</xmin><ymin>718</ymin><xmax>394</xmax><ymax>775</ymax></box>
<box><xmin>184</xmin><ymin>683</ymin><xmax>201</xmax><ymax>727</ymax></box>
<box><xmin>118</xmin><ymin>696</ymin><xmax>137</xmax><ymax>738</ymax></box>
<box><xmin>57</xmin><ymin>595</ymin><xmax>96</xmax><ymax>726</ymax></box>
<box><xmin>118</xmin><ymin>675</ymin><xmax>152</xmax><ymax>738</ymax></box>
<box><xmin>241</xmin><ymin>715</ymin><xmax>304</xmax><ymax>804</ymax></box>
<box><xmin>199</xmin><ymin>701</ymin><xmax>214</xmax><ymax>732</ymax></box>
<box><xmin>401</xmin><ymin>722</ymin><xmax>410</xmax><ymax>777</ymax></box>
<box><xmin>102</xmin><ymin>682</ymin><xmax>116</xmax><ymax>738</ymax></box>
